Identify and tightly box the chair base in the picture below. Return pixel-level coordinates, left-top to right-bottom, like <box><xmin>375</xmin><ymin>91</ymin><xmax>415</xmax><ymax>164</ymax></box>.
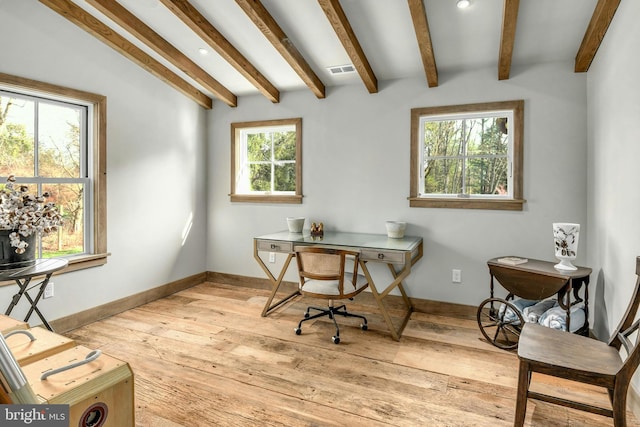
<box><xmin>294</xmin><ymin>303</ymin><xmax>368</xmax><ymax>344</ymax></box>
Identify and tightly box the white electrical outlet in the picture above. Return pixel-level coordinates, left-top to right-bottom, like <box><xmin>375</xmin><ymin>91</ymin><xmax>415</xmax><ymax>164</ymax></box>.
<box><xmin>44</xmin><ymin>281</ymin><xmax>54</xmax><ymax>298</ymax></box>
<box><xmin>269</xmin><ymin>252</ymin><xmax>276</xmax><ymax>263</ymax></box>
<box><xmin>452</xmin><ymin>269</ymin><xmax>462</xmax><ymax>283</ymax></box>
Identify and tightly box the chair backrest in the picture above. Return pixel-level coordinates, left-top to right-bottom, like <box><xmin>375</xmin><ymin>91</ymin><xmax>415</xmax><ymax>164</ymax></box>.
<box><xmin>608</xmin><ymin>257</ymin><xmax>640</xmax><ymax>377</ymax></box>
<box><xmin>294</xmin><ymin>246</ymin><xmax>362</xmax><ymax>298</ymax></box>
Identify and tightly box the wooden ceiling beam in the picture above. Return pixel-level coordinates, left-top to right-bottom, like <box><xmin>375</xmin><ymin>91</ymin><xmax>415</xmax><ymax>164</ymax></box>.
<box><xmin>159</xmin><ymin>0</ymin><xmax>279</xmax><ymax>103</ymax></box>
<box><xmin>407</xmin><ymin>0</ymin><xmax>438</xmax><ymax>88</ymax></box>
<box><xmin>318</xmin><ymin>0</ymin><xmax>378</xmax><ymax>94</ymax></box>
<box><xmin>235</xmin><ymin>0</ymin><xmax>325</xmax><ymax>99</ymax></box>
<box><xmin>575</xmin><ymin>0</ymin><xmax>621</xmax><ymax>72</ymax></box>
<box><xmin>87</xmin><ymin>0</ymin><xmax>236</xmax><ymax>107</ymax></box>
<box><xmin>498</xmin><ymin>0</ymin><xmax>520</xmax><ymax>80</ymax></box>
<box><xmin>38</xmin><ymin>0</ymin><xmax>212</xmax><ymax>109</ymax></box>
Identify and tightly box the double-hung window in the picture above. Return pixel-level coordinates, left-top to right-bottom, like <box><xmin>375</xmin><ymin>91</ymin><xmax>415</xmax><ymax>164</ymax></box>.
<box><xmin>410</xmin><ymin>100</ymin><xmax>524</xmax><ymax>210</ymax></box>
<box><xmin>231</xmin><ymin>118</ymin><xmax>302</xmax><ymax>204</ymax></box>
<box><xmin>0</xmin><ymin>73</ymin><xmax>107</xmax><ymax>270</ymax></box>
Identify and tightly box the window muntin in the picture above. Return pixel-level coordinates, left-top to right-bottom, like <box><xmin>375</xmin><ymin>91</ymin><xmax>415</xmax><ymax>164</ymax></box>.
<box><xmin>410</xmin><ymin>100</ymin><xmax>524</xmax><ymax>210</ymax></box>
<box><xmin>1</xmin><ymin>91</ymin><xmax>90</xmax><ymax>257</ymax></box>
<box><xmin>231</xmin><ymin>118</ymin><xmax>302</xmax><ymax>204</ymax></box>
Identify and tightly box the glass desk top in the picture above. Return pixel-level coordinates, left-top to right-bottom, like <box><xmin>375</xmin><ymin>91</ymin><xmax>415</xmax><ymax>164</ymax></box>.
<box><xmin>255</xmin><ymin>230</ymin><xmax>422</xmax><ymax>252</ymax></box>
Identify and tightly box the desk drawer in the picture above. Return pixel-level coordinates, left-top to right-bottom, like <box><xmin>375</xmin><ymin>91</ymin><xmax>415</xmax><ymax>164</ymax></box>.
<box><xmin>256</xmin><ymin>239</ymin><xmax>293</xmax><ymax>253</ymax></box>
<box><xmin>360</xmin><ymin>249</ymin><xmax>405</xmax><ymax>264</ymax></box>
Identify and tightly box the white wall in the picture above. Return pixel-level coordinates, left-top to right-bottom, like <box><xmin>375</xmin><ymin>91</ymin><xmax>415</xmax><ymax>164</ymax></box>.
<box><xmin>587</xmin><ymin>0</ymin><xmax>640</xmax><ymax>340</ymax></box>
<box><xmin>0</xmin><ymin>1</ymin><xmax>208</xmax><ymax>324</ymax></box>
<box><xmin>208</xmin><ymin>63</ymin><xmax>588</xmax><ymax>306</ymax></box>
<box><xmin>0</xmin><ymin>1</ymin><xmax>594</xmax><ymax>323</ymax></box>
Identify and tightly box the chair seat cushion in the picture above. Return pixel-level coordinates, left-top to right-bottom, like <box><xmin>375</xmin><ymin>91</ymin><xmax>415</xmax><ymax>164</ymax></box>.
<box><xmin>301</xmin><ymin>272</ymin><xmax>368</xmax><ymax>297</ymax></box>
<box><xmin>518</xmin><ymin>323</ymin><xmax>623</xmax><ymax>379</ymax></box>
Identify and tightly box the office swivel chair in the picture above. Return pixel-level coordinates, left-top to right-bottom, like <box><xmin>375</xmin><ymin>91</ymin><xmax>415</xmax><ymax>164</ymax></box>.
<box><xmin>293</xmin><ymin>246</ymin><xmax>369</xmax><ymax>344</ymax></box>
<box><xmin>515</xmin><ymin>256</ymin><xmax>640</xmax><ymax>426</ymax></box>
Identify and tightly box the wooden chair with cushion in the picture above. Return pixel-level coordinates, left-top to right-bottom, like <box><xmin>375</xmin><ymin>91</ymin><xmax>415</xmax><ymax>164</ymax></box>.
<box><xmin>514</xmin><ymin>256</ymin><xmax>640</xmax><ymax>426</ymax></box>
<box><xmin>293</xmin><ymin>246</ymin><xmax>369</xmax><ymax>344</ymax></box>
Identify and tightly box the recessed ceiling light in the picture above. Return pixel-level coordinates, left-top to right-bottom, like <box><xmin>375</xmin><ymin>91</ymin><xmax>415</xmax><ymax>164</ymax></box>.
<box><xmin>457</xmin><ymin>0</ymin><xmax>471</xmax><ymax>9</ymax></box>
<box><xmin>198</xmin><ymin>48</ymin><xmax>209</xmax><ymax>55</ymax></box>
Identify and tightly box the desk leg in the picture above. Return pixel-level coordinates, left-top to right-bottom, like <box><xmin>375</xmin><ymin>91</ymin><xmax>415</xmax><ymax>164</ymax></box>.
<box><xmin>254</xmin><ymin>249</ymin><xmax>299</xmax><ymax>317</ymax></box>
<box><xmin>359</xmin><ymin>252</ymin><xmax>414</xmax><ymax>341</ymax></box>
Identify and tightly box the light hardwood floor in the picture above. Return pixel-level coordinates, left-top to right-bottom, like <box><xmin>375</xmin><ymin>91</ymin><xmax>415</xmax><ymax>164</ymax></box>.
<box><xmin>66</xmin><ymin>281</ymin><xmax>639</xmax><ymax>427</ymax></box>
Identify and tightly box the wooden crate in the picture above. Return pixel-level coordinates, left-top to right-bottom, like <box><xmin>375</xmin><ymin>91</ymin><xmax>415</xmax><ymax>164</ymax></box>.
<box><xmin>0</xmin><ymin>314</ymin><xmax>28</xmax><ymax>334</ymax></box>
<box><xmin>5</xmin><ymin>326</ymin><xmax>75</xmax><ymax>366</ymax></box>
<box><xmin>21</xmin><ymin>345</ymin><xmax>134</xmax><ymax>427</ymax></box>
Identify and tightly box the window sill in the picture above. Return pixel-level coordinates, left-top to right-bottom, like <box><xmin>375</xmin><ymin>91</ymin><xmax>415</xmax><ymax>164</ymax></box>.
<box><xmin>230</xmin><ymin>194</ymin><xmax>303</xmax><ymax>204</ymax></box>
<box><xmin>0</xmin><ymin>252</ymin><xmax>110</xmax><ymax>287</ymax></box>
<box><xmin>409</xmin><ymin>197</ymin><xmax>525</xmax><ymax>211</ymax></box>
<box><xmin>64</xmin><ymin>252</ymin><xmax>110</xmax><ymax>272</ymax></box>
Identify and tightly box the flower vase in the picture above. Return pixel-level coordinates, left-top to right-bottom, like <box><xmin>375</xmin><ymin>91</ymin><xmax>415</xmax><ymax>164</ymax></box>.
<box><xmin>553</xmin><ymin>223</ymin><xmax>580</xmax><ymax>270</ymax></box>
<box><xmin>0</xmin><ymin>230</ymin><xmax>36</xmax><ymax>270</ymax></box>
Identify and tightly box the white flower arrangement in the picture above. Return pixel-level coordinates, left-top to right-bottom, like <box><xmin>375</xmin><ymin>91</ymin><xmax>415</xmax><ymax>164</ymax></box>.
<box><xmin>0</xmin><ymin>175</ymin><xmax>64</xmax><ymax>254</ymax></box>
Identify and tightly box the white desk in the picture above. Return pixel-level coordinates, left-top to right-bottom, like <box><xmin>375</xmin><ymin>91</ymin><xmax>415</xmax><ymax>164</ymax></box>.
<box><xmin>254</xmin><ymin>231</ymin><xmax>423</xmax><ymax>341</ymax></box>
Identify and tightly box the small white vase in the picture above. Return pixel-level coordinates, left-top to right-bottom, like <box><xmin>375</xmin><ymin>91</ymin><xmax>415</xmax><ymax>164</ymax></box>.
<box><xmin>385</xmin><ymin>221</ymin><xmax>406</xmax><ymax>238</ymax></box>
<box><xmin>553</xmin><ymin>223</ymin><xmax>580</xmax><ymax>270</ymax></box>
<box><xmin>286</xmin><ymin>217</ymin><xmax>305</xmax><ymax>233</ymax></box>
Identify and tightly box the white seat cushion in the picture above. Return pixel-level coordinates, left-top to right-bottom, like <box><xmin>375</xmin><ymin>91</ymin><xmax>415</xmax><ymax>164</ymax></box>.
<box><xmin>301</xmin><ymin>272</ymin><xmax>368</xmax><ymax>296</ymax></box>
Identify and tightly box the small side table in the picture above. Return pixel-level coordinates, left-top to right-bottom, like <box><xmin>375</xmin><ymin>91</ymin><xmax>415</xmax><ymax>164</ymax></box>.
<box><xmin>487</xmin><ymin>257</ymin><xmax>592</xmax><ymax>334</ymax></box>
<box><xmin>1</xmin><ymin>258</ymin><xmax>68</xmax><ymax>331</ymax></box>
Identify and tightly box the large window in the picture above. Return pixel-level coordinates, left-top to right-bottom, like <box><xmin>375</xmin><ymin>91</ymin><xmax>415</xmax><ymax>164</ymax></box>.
<box><xmin>231</xmin><ymin>118</ymin><xmax>302</xmax><ymax>204</ymax></box>
<box><xmin>410</xmin><ymin>100</ymin><xmax>524</xmax><ymax>210</ymax></box>
<box><xmin>0</xmin><ymin>73</ymin><xmax>107</xmax><ymax>271</ymax></box>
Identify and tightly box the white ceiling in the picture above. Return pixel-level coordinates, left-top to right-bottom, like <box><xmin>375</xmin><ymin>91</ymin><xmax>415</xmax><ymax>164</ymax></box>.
<box><xmin>67</xmin><ymin>0</ymin><xmax>599</xmax><ymax>100</ymax></box>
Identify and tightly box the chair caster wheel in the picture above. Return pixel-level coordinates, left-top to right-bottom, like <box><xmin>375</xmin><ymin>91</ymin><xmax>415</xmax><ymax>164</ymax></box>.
<box><xmin>361</xmin><ymin>324</ymin><xmax>368</xmax><ymax>331</ymax></box>
<box><xmin>294</xmin><ymin>328</ymin><xmax>301</xmax><ymax>335</ymax></box>
<box><xmin>332</xmin><ymin>336</ymin><xmax>340</xmax><ymax>344</ymax></box>
<box><xmin>304</xmin><ymin>312</ymin><xmax>310</xmax><ymax>318</ymax></box>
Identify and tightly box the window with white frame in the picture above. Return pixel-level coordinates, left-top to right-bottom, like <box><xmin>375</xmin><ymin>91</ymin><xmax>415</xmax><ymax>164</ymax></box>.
<box><xmin>410</xmin><ymin>100</ymin><xmax>524</xmax><ymax>210</ymax></box>
<box><xmin>231</xmin><ymin>118</ymin><xmax>302</xmax><ymax>204</ymax></box>
<box><xmin>0</xmin><ymin>73</ymin><xmax>107</xmax><ymax>269</ymax></box>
